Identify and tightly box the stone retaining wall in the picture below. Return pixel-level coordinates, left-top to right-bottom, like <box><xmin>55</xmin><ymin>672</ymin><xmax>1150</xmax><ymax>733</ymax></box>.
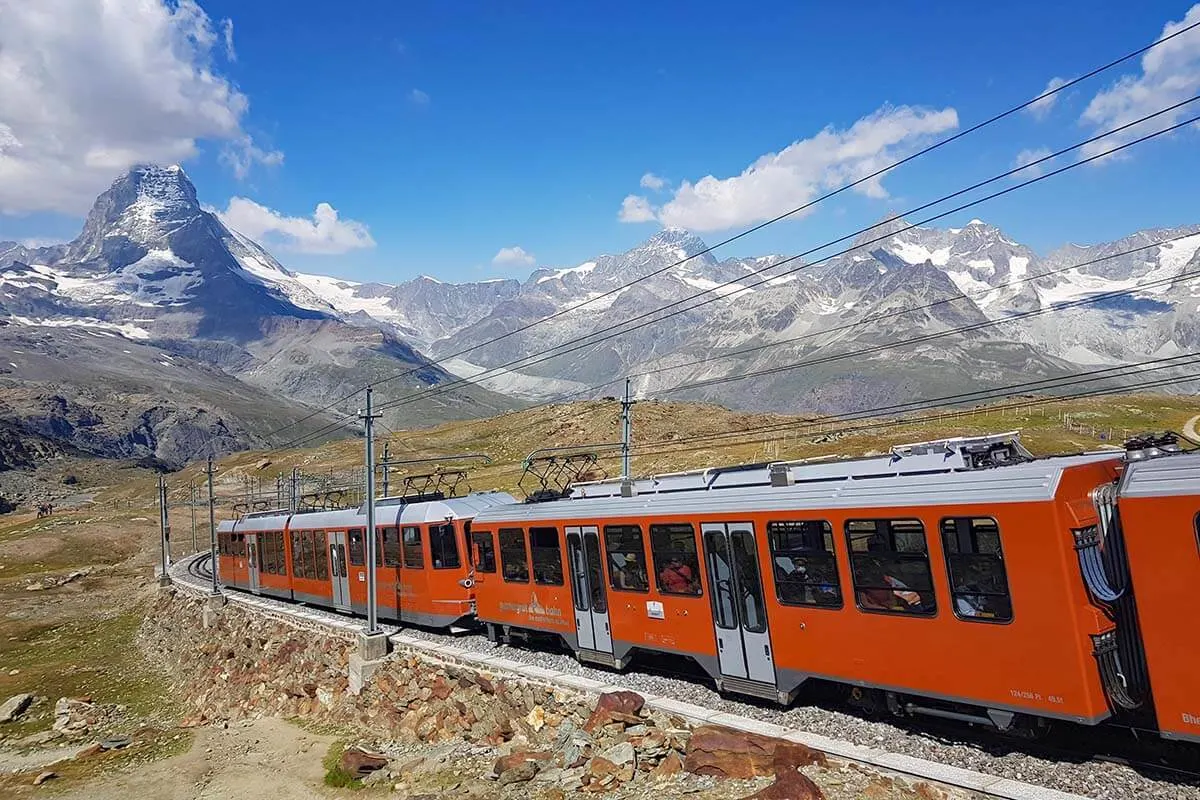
<box><xmin>140</xmin><ymin>589</ymin><xmax>980</xmax><ymax>799</ymax></box>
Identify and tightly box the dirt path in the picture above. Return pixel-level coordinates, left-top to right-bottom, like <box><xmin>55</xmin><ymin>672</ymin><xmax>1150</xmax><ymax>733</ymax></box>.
<box><xmin>46</xmin><ymin>718</ymin><xmax>335</xmax><ymax>800</ymax></box>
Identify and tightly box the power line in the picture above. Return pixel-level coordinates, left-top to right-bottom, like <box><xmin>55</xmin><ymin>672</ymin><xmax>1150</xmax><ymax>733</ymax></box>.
<box><xmin>364</xmin><ymin>106</ymin><xmax>1199</xmax><ymax>418</ymax></box>
<box><xmin>540</xmin><ymin>229</ymin><xmax>1200</xmax><ymax>404</ymax></box>
<box><xmin>655</xmin><ymin>265</ymin><xmax>1200</xmax><ymax>397</ymax></box>
<box><xmin>626</xmin><ymin>352</ymin><xmax>1200</xmax><ymax>456</ymax></box>
<box><xmin>247</xmin><ymin>19</ymin><xmax>1200</xmax><ymax>443</ymax></box>
<box><xmin>626</xmin><ymin>359</ymin><xmax>1200</xmax><ymax>461</ymax></box>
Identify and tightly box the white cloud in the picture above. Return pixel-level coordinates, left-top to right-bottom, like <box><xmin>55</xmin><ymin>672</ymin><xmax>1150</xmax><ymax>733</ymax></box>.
<box><xmin>618</xmin><ymin>195</ymin><xmax>656</xmax><ymax>223</ymax></box>
<box><xmin>639</xmin><ymin>172</ymin><xmax>667</xmax><ymax>191</ymax></box>
<box><xmin>1025</xmin><ymin>77</ymin><xmax>1068</xmax><ymax>120</ymax></box>
<box><xmin>1013</xmin><ymin>147</ymin><xmax>1053</xmax><ymax>176</ymax></box>
<box><xmin>0</xmin><ymin>0</ymin><xmax>278</xmax><ymax>216</ymax></box>
<box><xmin>221</xmin><ymin>18</ymin><xmax>236</xmax><ymax>61</ymax></box>
<box><xmin>619</xmin><ymin>105</ymin><xmax>958</xmax><ymax>232</ymax></box>
<box><xmin>1080</xmin><ymin>4</ymin><xmax>1200</xmax><ymax>159</ymax></box>
<box><xmin>492</xmin><ymin>246</ymin><xmax>535</xmax><ymax>267</ymax></box>
<box><xmin>410</xmin><ymin>88</ymin><xmax>431</xmax><ymax>106</ymax></box>
<box><xmin>218</xmin><ymin>197</ymin><xmax>375</xmax><ymax>255</ymax></box>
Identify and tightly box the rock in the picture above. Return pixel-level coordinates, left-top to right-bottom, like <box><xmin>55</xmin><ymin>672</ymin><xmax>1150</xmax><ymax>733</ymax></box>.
<box><xmin>740</xmin><ymin>769</ymin><xmax>825</xmax><ymax>800</ymax></box>
<box><xmin>684</xmin><ymin>725</ymin><xmax>800</xmax><ymax>779</ymax></box>
<box><xmin>0</xmin><ymin>692</ymin><xmax>33</xmax><ymax>723</ymax></box>
<box><xmin>341</xmin><ymin>746</ymin><xmax>389</xmax><ymax>777</ymax></box>
<box><xmin>599</xmin><ymin>741</ymin><xmax>635</xmax><ymax>770</ymax></box>
<box><xmin>583</xmin><ymin>691</ymin><xmax>645</xmax><ymax>733</ymax></box>
<box><xmin>33</xmin><ymin>771</ymin><xmax>57</xmax><ymax>786</ymax></box>
<box><xmin>52</xmin><ymin>697</ymin><xmax>95</xmax><ymax>735</ymax></box>
<box><xmin>526</xmin><ymin>705</ymin><xmax>546</xmax><ymax>731</ymax></box>
<box><xmin>74</xmin><ymin>743</ymin><xmax>104</xmax><ymax>759</ymax></box>
<box><xmin>649</xmin><ymin>751</ymin><xmax>684</xmax><ymax>779</ymax></box>
<box><xmin>497</xmin><ymin>760</ymin><xmax>539</xmax><ymax>784</ymax></box>
<box><xmin>492</xmin><ymin>750</ymin><xmax>550</xmax><ymax>777</ymax></box>
<box><xmin>362</xmin><ymin>768</ymin><xmax>391</xmax><ymax>787</ymax></box>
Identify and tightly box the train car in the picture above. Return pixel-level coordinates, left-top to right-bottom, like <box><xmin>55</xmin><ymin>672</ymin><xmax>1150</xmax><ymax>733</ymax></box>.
<box><xmin>215</xmin><ymin>519</ymin><xmax>247</xmax><ymax>590</ymax></box>
<box><xmin>219</xmin><ymin>491</ymin><xmax>517</xmax><ymax>628</ymax></box>
<box><xmin>471</xmin><ymin>433</ymin><xmax>1133</xmax><ymax>732</ymax></box>
<box><xmin>1112</xmin><ymin>444</ymin><xmax>1200</xmax><ymax>744</ymax></box>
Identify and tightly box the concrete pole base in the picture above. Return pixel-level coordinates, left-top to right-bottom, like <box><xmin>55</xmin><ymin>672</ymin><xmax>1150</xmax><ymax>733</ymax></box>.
<box><xmin>157</xmin><ymin>574</ymin><xmax>172</xmax><ymax>588</ymax></box>
<box><xmin>357</xmin><ymin>630</ymin><xmax>389</xmax><ymax>661</ymax></box>
<box><xmin>206</xmin><ymin>593</ymin><xmax>227</xmax><ymax>610</ymax></box>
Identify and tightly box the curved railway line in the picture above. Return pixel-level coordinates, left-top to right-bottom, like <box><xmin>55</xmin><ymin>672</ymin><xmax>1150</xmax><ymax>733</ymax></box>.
<box><xmin>168</xmin><ymin>552</ymin><xmax>1200</xmax><ymax>800</ymax></box>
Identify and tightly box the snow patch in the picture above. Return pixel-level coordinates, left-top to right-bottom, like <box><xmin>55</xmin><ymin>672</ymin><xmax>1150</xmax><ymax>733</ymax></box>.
<box><xmin>536</xmin><ymin>261</ymin><xmax>597</xmax><ymax>285</ymax></box>
<box><xmin>890</xmin><ymin>240</ymin><xmax>950</xmax><ymax>266</ymax></box>
<box><xmin>10</xmin><ymin>315</ymin><xmax>151</xmax><ymax>340</ymax></box>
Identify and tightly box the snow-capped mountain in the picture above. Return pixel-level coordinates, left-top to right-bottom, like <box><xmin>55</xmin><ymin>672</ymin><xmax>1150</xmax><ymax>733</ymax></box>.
<box><xmin>0</xmin><ymin>165</ymin><xmax>516</xmax><ymax>464</ymax></box>
<box><xmin>293</xmin><ymin>216</ymin><xmax>1200</xmax><ymax>413</ymax></box>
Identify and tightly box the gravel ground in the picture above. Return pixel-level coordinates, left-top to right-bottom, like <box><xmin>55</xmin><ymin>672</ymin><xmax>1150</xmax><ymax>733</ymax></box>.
<box><xmin>170</xmin><ymin>555</ymin><xmax>1200</xmax><ymax>800</ymax></box>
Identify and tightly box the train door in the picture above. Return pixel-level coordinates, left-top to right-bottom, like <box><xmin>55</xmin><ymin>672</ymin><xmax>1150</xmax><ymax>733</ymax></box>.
<box><xmin>327</xmin><ymin>531</ymin><xmax>351</xmax><ymax>611</ymax></box>
<box><xmin>567</xmin><ymin>526</ymin><xmax>613</xmax><ymax>654</ymax></box>
<box><xmin>246</xmin><ymin>533</ymin><xmax>261</xmax><ymax>594</ymax></box>
<box><xmin>701</xmin><ymin>522</ymin><xmax>775</xmax><ymax>686</ymax></box>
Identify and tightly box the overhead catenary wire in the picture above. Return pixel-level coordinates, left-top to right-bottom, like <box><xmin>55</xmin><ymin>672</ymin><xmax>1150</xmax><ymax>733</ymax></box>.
<box><xmin>623</xmin><ymin>352</ymin><xmax>1200</xmax><ymax>456</ymax></box>
<box><xmin>357</xmin><ymin>106</ymin><xmax>1200</xmax><ymax>423</ymax></box>
<box><xmin>537</xmin><ymin>228</ymin><xmax>1200</xmax><ymax>404</ymax></box>
<box><xmin>625</xmin><ymin>361</ymin><xmax>1200</xmax><ymax>462</ymax></box>
<box><xmin>247</xmin><ymin>20</ymin><xmax>1200</xmax><ymax>445</ymax></box>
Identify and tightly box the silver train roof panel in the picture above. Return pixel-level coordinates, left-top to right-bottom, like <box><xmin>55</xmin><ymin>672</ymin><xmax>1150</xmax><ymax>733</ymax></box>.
<box><xmin>477</xmin><ymin>453</ymin><xmax>1121</xmax><ymax>525</ymax></box>
<box><xmin>371</xmin><ymin>491</ymin><xmax>518</xmax><ymax>525</ymax></box>
<box><xmin>235</xmin><ymin>512</ymin><xmax>294</xmax><ymax>532</ymax></box>
<box><xmin>570</xmin><ymin>431</ymin><xmax>1042</xmax><ymax>499</ymax></box>
<box><xmin>287</xmin><ymin>508</ymin><xmax>362</xmax><ymax>530</ymax></box>
<box><xmin>217</xmin><ymin>520</ymin><xmax>238</xmax><ymax>533</ymax></box>
<box><xmin>1120</xmin><ymin>452</ymin><xmax>1200</xmax><ymax>498</ymax></box>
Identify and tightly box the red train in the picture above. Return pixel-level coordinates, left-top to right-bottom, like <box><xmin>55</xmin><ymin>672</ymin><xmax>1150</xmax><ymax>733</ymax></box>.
<box><xmin>217</xmin><ymin>431</ymin><xmax>1200</xmax><ymax>746</ymax></box>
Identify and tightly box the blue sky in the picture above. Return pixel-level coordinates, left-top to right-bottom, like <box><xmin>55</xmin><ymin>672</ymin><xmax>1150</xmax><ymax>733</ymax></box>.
<box><xmin>1</xmin><ymin>1</ymin><xmax>1198</xmax><ymax>283</ymax></box>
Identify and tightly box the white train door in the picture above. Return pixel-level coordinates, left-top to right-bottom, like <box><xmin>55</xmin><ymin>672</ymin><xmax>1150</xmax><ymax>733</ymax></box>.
<box><xmin>701</xmin><ymin>522</ymin><xmax>775</xmax><ymax>686</ymax></box>
<box><xmin>246</xmin><ymin>533</ymin><xmax>261</xmax><ymax>594</ymax></box>
<box><xmin>328</xmin><ymin>531</ymin><xmax>351</xmax><ymax>611</ymax></box>
<box><xmin>567</xmin><ymin>526</ymin><xmax>612</xmax><ymax>654</ymax></box>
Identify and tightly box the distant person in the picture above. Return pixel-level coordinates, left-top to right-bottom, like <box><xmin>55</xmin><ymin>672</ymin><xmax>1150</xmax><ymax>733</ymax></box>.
<box><xmin>659</xmin><ymin>556</ymin><xmax>697</xmax><ymax>594</ymax></box>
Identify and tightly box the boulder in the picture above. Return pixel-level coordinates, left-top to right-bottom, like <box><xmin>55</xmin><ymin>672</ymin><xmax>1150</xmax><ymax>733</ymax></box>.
<box><xmin>339</xmin><ymin>746</ymin><xmax>388</xmax><ymax>777</ymax></box>
<box><xmin>740</xmin><ymin>769</ymin><xmax>825</xmax><ymax>800</ymax></box>
<box><xmin>684</xmin><ymin>725</ymin><xmax>825</xmax><ymax>779</ymax></box>
<box><xmin>492</xmin><ymin>750</ymin><xmax>550</xmax><ymax>777</ymax></box>
<box><xmin>583</xmin><ymin>691</ymin><xmax>645</xmax><ymax>733</ymax></box>
<box><xmin>497</xmin><ymin>760</ymin><xmax>540</xmax><ymax>785</ymax></box>
<box><xmin>0</xmin><ymin>693</ymin><xmax>33</xmax><ymax>723</ymax></box>
<box><xmin>649</xmin><ymin>751</ymin><xmax>684</xmax><ymax>780</ymax></box>
<box><xmin>33</xmin><ymin>771</ymin><xmax>57</xmax><ymax>786</ymax></box>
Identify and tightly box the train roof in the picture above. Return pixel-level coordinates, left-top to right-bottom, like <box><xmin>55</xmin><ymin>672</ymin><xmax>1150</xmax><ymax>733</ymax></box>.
<box><xmin>1120</xmin><ymin>452</ymin><xmax>1200</xmax><ymax>498</ymax></box>
<box><xmin>244</xmin><ymin>491</ymin><xmax>520</xmax><ymax>531</ymax></box>
<box><xmin>371</xmin><ymin>491</ymin><xmax>518</xmax><ymax>524</ymax></box>
<box><xmin>475</xmin><ymin>450</ymin><xmax>1122</xmax><ymax>525</ymax></box>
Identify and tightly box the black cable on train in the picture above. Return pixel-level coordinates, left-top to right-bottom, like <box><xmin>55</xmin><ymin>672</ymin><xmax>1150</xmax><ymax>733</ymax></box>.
<box><xmin>244</xmin><ymin>19</ymin><xmax>1200</xmax><ymax>446</ymax></box>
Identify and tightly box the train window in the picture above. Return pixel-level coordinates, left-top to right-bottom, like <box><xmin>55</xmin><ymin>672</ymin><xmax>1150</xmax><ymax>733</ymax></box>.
<box><xmin>604</xmin><ymin>525</ymin><xmax>649</xmax><ymax>592</ymax></box>
<box><xmin>650</xmin><ymin>524</ymin><xmax>702</xmax><ymax>596</ymax></box>
<box><xmin>940</xmin><ymin>518</ymin><xmax>1013</xmax><ymax>623</ymax></box>
<box><xmin>499</xmin><ymin>528</ymin><xmax>530</xmax><ymax>583</ymax></box>
<box><xmin>529</xmin><ymin>527</ymin><xmax>564</xmax><ymax>586</ymax></box>
<box><xmin>348</xmin><ymin>529</ymin><xmax>365</xmax><ymax>566</ymax></box>
<box><xmin>730</xmin><ymin>529</ymin><xmax>768</xmax><ymax>633</ymax></box>
<box><xmin>430</xmin><ymin>524</ymin><xmax>460</xmax><ymax>569</ymax></box>
<box><xmin>846</xmin><ymin>519</ymin><xmax>936</xmax><ymax>616</ymax></box>
<box><xmin>312</xmin><ymin>531</ymin><xmax>328</xmax><ymax>580</ymax></box>
<box><xmin>768</xmin><ymin>520</ymin><xmax>841</xmax><ymax>608</ymax></box>
<box><xmin>261</xmin><ymin>533</ymin><xmax>274</xmax><ymax>574</ymax></box>
<box><xmin>472</xmin><ymin>531</ymin><xmax>497</xmax><ymax>573</ymax></box>
<box><xmin>290</xmin><ymin>531</ymin><xmax>304</xmax><ymax>577</ymax></box>
<box><xmin>381</xmin><ymin>527</ymin><xmax>401</xmax><ymax>568</ymax></box>
<box><xmin>402</xmin><ymin>526</ymin><xmax>424</xmax><ymax>569</ymax></box>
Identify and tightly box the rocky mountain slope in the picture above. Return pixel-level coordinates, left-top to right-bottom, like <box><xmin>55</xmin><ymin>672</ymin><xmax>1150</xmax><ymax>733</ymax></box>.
<box><xmin>296</xmin><ymin>220</ymin><xmax>1200</xmax><ymax>413</ymax></box>
<box><xmin>0</xmin><ymin>166</ymin><xmax>516</xmax><ymax>468</ymax></box>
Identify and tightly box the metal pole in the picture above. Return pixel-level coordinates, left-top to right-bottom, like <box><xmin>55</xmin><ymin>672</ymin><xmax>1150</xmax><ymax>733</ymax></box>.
<box><xmin>158</xmin><ymin>476</ymin><xmax>169</xmax><ymax>579</ymax></box>
<box><xmin>290</xmin><ymin>467</ymin><xmax>299</xmax><ymax>512</ymax></box>
<box><xmin>381</xmin><ymin>440</ymin><xmax>390</xmax><ymax>498</ymax></box>
<box><xmin>206</xmin><ymin>455</ymin><xmax>218</xmax><ymax>595</ymax></box>
<box><xmin>189</xmin><ymin>481</ymin><xmax>197</xmax><ymax>553</ymax></box>
<box><xmin>621</xmin><ymin>378</ymin><xmax>633</xmax><ymax>478</ymax></box>
<box><xmin>360</xmin><ymin>387</ymin><xmax>382</xmax><ymax>634</ymax></box>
